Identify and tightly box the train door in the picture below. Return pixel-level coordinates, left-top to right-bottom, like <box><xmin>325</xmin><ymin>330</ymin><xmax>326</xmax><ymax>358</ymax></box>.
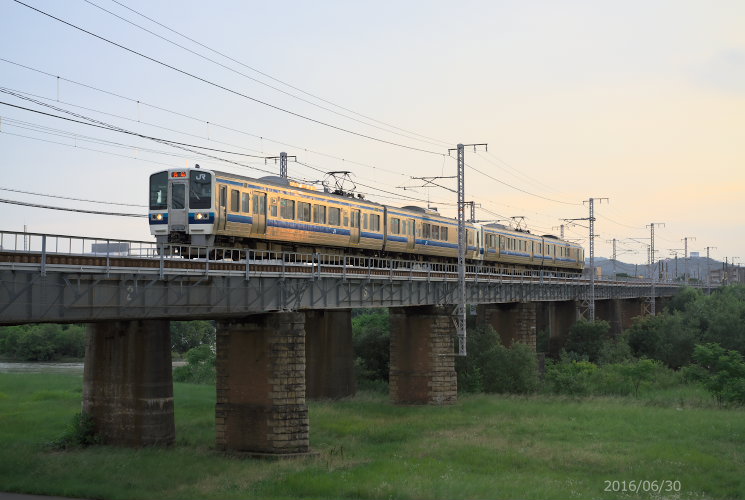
<box><xmin>252</xmin><ymin>192</ymin><xmax>267</xmax><ymax>235</ymax></box>
<box><xmin>407</xmin><ymin>218</ymin><xmax>415</xmax><ymax>250</ymax></box>
<box><xmin>350</xmin><ymin>209</ymin><xmax>361</xmax><ymax>244</ymax></box>
<box><xmin>218</xmin><ymin>185</ymin><xmax>227</xmax><ymax>230</ymax></box>
<box><xmin>169</xmin><ymin>179</ymin><xmax>188</xmax><ymax>231</ymax></box>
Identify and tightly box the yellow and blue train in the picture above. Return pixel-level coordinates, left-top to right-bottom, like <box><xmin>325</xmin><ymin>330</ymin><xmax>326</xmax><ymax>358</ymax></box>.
<box><xmin>149</xmin><ymin>167</ymin><xmax>584</xmax><ymax>273</ymax></box>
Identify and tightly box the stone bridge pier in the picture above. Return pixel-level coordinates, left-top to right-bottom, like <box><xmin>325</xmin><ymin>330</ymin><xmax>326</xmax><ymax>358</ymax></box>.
<box><xmin>389</xmin><ymin>306</ymin><xmax>457</xmax><ymax>405</ymax></box>
<box><xmin>476</xmin><ymin>302</ymin><xmax>538</xmax><ymax>350</ymax></box>
<box><xmin>215</xmin><ymin>313</ymin><xmax>309</xmax><ymax>456</ymax></box>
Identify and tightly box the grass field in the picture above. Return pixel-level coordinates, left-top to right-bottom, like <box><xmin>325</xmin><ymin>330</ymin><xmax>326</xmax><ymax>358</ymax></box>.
<box><xmin>0</xmin><ymin>373</ymin><xmax>743</xmax><ymax>499</ymax></box>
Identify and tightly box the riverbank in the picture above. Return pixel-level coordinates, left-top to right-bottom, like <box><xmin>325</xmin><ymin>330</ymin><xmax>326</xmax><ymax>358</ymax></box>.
<box><xmin>1</xmin><ymin>372</ymin><xmax>744</xmax><ymax>499</ymax></box>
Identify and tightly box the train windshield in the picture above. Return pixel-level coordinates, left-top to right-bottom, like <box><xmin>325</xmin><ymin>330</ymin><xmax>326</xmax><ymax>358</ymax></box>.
<box><xmin>189</xmin><ymin>170</ymin><xmax>212</xmax><ymax>209</ymax></box>
<box><xmin>149</xmin><ymin>171</ymin><xmax>168</xmax><ymax>210</ymax></box>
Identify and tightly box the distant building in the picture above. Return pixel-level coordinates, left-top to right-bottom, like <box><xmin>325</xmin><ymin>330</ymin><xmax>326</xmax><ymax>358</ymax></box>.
<box><xmin>90</xmin><ymin>242</ymin><xmax>131</xmax><ymax>255</ymax></box>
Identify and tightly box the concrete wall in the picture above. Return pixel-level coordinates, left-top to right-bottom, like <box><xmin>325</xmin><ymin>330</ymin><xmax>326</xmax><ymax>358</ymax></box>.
<box><xmin>83</xmin><ymin>320</ymin><xmax>175</xmax><ymax>446</ymax></box>
<box><xmin>304</xmin><ymin>309</ymin><xmax>356</xmax><ymax>399</ymax></box>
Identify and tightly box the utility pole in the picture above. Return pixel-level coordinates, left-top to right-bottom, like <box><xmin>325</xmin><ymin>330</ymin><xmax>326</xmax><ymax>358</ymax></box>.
<box><xmin>553</xmin><ymin>224</ymin><xmax>565</xmax><ymax>239</ymax></box>
<box><xmin>606</xmin><ymin>238</ymin><xmax>618</xmax><ymax>278</ymax></box>
<box><xmin>646</xmin><ymin>222</ymin><xmax>665</xmax><ymax>315</ymax></box>
<box><xmin>565</xmin><ymin>197</ymin><xmax>608</xmax><ymax>321</ymax></box>
<box><xmin>448</xmin><ymin>143</ymin><xmax>487</xmax><ymax>356</ymax></box>
<box><xmin>464</xmin><ymin>201</ymin><xmax>479</xmax><ymax>223</ymax></box>
<box><xmin>668</xmin><ymin>249</ymin><xmax>683</xmax><ymax>280</ymax></box>
<box><xmin>265</xmin><ymin>152</ymin><xmax>297</xmax><ymax>179</ymax></box>
<box><xmin>682</xmin><ymin>236</ymin><xmax>696</xmax><ymax>282</ymax></box>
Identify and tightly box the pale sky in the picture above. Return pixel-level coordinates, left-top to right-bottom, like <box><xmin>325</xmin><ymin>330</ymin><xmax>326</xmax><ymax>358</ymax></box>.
<box><xmin>1</xmin><ymin>0</ymin><xmax>743</xmax><ymax>264</ymax></box>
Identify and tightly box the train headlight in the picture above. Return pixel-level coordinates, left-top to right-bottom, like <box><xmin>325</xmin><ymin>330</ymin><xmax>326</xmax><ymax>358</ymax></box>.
<box><xmin>155</xmin><ymin>213</ymin><xmax>163</xmax><ymax>221</ymax></box>
<box><xmin>194</xmin><ymin>212</ymin><xmax>210</xmax><ymax>221</ymax></box>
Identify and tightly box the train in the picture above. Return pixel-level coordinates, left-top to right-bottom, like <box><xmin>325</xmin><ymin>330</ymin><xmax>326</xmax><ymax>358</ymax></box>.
<box><xmin>148</xmin><ymin>166</ymin><xmax>585</xmax><ymax>273</ymax></box>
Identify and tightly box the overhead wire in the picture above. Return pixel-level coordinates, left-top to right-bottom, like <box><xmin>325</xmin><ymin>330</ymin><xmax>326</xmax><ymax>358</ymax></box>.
<box><xmin>104</xmin><ymin>0</ymin><xmax>454</xmax><ymax>147</ymax></box>
<box><xmin>82</xmin><ymin>0</ymin><xmax>450</xmax><ymax>149</ymax></box>
<box><xmin>11</xmin><ymin>0</ymin><xmax>446</xmax><ymax>156</ymax></box>
<box><xmin>0</xmin><ymin>186</ymin><xmax>147</xmax><ymax>207</ymax></box>
<box><xmin>0</xmin><ymin>57</ymin><xmax>410</xmax><ymax>178</ymax></box>
<box><xmin>0</xmin><ymin>197</ymin><xmax>146</xmax><ymax>217</ymax></box>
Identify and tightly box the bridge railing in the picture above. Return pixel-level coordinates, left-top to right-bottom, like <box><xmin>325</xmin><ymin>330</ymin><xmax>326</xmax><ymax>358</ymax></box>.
<box><xmin>1</xmin><ymin>229</ymin><xmax>703</xmax><ymax>287</ymax></box>
<box><xmin>0</xmin><ymin>230</ymin><xmax>159</xmax><ymax>258</ymax></box>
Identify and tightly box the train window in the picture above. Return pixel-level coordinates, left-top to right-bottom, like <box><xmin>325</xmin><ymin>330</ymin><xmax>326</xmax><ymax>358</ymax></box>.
<box><xmin>280</xmin><ymin>199</ymin><xmax>295</xmax><ymax>219</ymax></box>
<box><xmin>343</xmin><ymin>213</ymin><xmax>349</xmax><ymax>226</ymax></box>
<box><xmin>422</xmin><ymin>223</ymin><xmax>431</xmax><ymax>238</ymax></box>
<box><xmin>270</xmin><ymin>198</ymin><xmax>278</xmax><ymax>217</ymax></box>
<box><xmin>230</xmin><ymin>190</ymin><xmax>240</xmax><ymax>212</ymax></box>
<box><xmin>350</xmin><ymin>210</ymin><xmax>360</xmax><ymax>228</ymax></box>
<box><xmin>363</xmin><ymin>213</ymin><xmax>368</xmax><ymax>229</ymax></box>
<box><xmin>431</xmin><ymin>225</ymin><xmax>440</xmax><ymax>240</ymax></box>
<box><xmin>298</xmin><ymin>202</ymin><xmax>311</xmax><ymax>222</ymax></box>
<box><xmin>172</xmin><ymin>183</ymin><xmax>186</xmax><ymax>209</ymax></box>
<box><xmin>219</xmin><ymin>186</ymin><xmax>227</xmax><ymax>208</ymax></box>
<box><xmin>188</xmin><ymin>171</ymin><xmax>211</xmax><ymax>209</ymax></box>
<box><xmin>241</xmin><ymin>193</ymin><xmax>250</xmax><ymax>213</ymax></box>
<box><xmin>390</xmin><ymin>218</ymin><xmax>400</xmax><ymax>234</ymax></box>
<box><xmin>328</xmin><ymin>207</ymin><xmax>341</xmax><ymax>226</ymax></box>
<box><xmin>370</xmin><ymin>214</ymin><xmax>380</xmax><ymax>231</ymax></box>
<box><xmin>441</xmin><ymin>227</ymin><xmax>448</xmax><ymax>241</ymax></box>
<box><xmin>467</xmin><ymin>231</ymin><xmax>474</xmax><ymax>245</ymax></box>
<box><xmin>313</xmin><ymin>204</ymin><xmax>326</xmax><ymax>224</ymax></box>
<box><xmin>149</xmin><ymin>172</ymin><xmax>168</xmax><ymax>210</ymax></box>
<box><xmin>253</xmin><ymin>193</ymin><xmax>266</xmax><ymax>214</ymax></box>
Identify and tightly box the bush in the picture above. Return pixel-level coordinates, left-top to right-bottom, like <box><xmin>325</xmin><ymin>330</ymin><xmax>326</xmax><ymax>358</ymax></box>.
<box><xmin>352</xmin><ymin>309</ymin><xmax>390</xmax><ymax>383</ymax></box>
<box><xmin>0</xmin><ymin>324</ymin><xmax>86</xmax><ymax>361</ymax></box>
<box><xmin>564</xmin><ymin>320</ymin><xmax>610</xmax><ymax>363</ymax></box>
<box><xmin>481</xmin><ymin>342</ymin><xmax>539</xmax><ymax>394</ymax></box>
<box><xmin>597</xmin><ymin>336</ymin><xmax>633</xmax><ymax>365</ymax></box>
<box><xmin>691</xmin><ymin>343</ymin><xmax>745</xmax><ymax>406</ymax></box>
<box><xmin>173</xmin><ymin>345</ymin><xmax>216</xmax><ymax>384</ymax></box>
<box><xmin>50</xmin><ymin>412</ymin><xmax>100</xmax><ymax>450</ymax></box>
<box><xmin>456</xmin><ymin>325</ymin><xmax>538</xmax><ymax>394</ymax></box>
<box><xmin>543</xmin><ymin>357</ymin><xmax>673</xmax><ymax>397</ymax></box>
<box><xmin>543</xmin><ymin>358</ymin><xmax>597</xmax><ymax>396</ymax></box>
<box><xmin>627</xmin><ymin>313</ymin><xmax>699</xmax><ymax>369</ymax></box>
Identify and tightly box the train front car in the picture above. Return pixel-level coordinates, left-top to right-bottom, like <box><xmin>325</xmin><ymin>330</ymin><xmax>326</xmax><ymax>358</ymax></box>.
<box><xmin>149</xmin><ymin>167</ymin><xmax>216</xmax><ymax>250</ymax></box>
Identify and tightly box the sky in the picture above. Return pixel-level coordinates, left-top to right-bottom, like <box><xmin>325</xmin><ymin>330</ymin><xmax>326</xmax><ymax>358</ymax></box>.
<box><xmin>0</xmin><ymin>0</ymin><xmax>743</xmax><ymax>264</ymax></box>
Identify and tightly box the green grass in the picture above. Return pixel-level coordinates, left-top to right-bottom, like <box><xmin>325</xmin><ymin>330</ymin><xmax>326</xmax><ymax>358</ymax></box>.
<box><xmin>0</xmin><ymin>373</ymin><xmax>743</xmax><ymax>499</ymax></box>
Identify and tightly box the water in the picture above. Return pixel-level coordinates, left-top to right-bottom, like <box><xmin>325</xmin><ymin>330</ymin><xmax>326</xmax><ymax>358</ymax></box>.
<box><xmin>0</xmin><ymin>361</ymin><xmax>187</xmax><ymax>374</ymax></box>
<box><xmin>0</xmin><ymin>361</ymin><xmax>84</xmax><ymax>374</ymax></box>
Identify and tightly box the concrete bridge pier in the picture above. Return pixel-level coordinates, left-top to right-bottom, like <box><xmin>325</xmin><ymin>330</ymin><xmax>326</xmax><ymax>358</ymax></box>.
<box><xmin>476</xmin><ymin>302</ymin><xmax>538</xmax><ymax>350</ymax></box>
<box><xmin>546</xmin><ymin>301</ymin><xmax>577</xmax><ymax>356</ymax></box>
<box><xmin>83</xmin><ymin>320</ymin><xmax>175</xmax><ymax>446</ymax></box>
<box><xmin>304</xmin><ymin>309</ymin><xmax>356</xmax><ymax>399</ymax></box>
<box><xmin>389</xmin><ymin>306</ymin><xmax>457</xmax><ymax>405</ymax></box>
<box><xmin>215</xmin><ymin>313</ymin><xmax>309</xmax><ymax>456</ymax></box>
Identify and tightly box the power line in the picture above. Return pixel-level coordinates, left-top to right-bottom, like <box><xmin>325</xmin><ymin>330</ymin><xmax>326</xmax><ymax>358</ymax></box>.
<box><xmin>0</xmin><ymin>197</ymin><xmax>146</xmax><ymax>217</ymax></box>
<box><xmin>462</xmin><ymin>158</ymin><xmax>579</xmax><ymax>206</ymax></box>
<box><xmin>11</xmin><ymin>0</ymin><xmax>446</xmax><ymax>156</ymax></box>
<box><xmin>81</xmin><ymin>0</ymin><xmax>450</xmax><ymax>149</ymax></box>
<box><xmin>0</xmin><ymin>57</ymin><xmax>409</xmax><ymax>177</ymax></box>
<box><xmin>104</xmin><ymin>0</ymin><xmax>453</xmax><ymax>147</ymax></box>
<box><xmin>0</xmin><ymin>186</ymin><xmax>146</xmax><ymax>207</ymax></box>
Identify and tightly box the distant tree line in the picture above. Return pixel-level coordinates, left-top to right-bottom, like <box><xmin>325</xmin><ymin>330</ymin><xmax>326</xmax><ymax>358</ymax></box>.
<box><xmin>0</xmin><ymin>320</ymin><xmax>216</xmax><ymax>362</ymax></box>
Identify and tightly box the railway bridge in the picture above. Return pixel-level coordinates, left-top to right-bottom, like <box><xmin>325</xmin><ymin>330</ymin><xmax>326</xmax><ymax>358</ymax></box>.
<box><xmin>0</xmin><ymin>230</ymin><xmax>700</xmax><ymax>456</ymax></box>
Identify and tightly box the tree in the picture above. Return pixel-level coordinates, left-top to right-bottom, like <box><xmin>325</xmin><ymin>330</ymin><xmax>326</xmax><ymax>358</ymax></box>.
<box><xmin>171</xmin><ymin>321</ymin><xmax>215</xmax><ymax>354</ymax></box>
<box><xmin>564</xmin><ymin>320</ymin><xmax>610</xmax><ymax>363</ymax></box>
<box><xmin>626</xmin><ymin>313</ymin><xmax>699</xmax><ymax>369</ymax></box>
<box><xmin>352</xmin><ymin>309</ymin><xmax>390</xmax><ymax>382</ymax></box>
<box><xmin>691</xmin><ymin>343</ymin><xmax>745</xmax><ymax>406</ymax></box>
